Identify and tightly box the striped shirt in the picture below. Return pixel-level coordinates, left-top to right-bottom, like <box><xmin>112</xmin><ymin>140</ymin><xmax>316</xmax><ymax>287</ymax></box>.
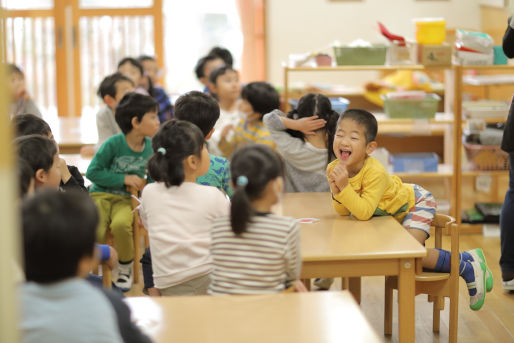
<box><xmin>218</xmin><ymin>119</ymin><xmax>276</xmax><ymax>159</ymax></box>
<box><xmin>208</xmin><ymin>213</ymin><xmax>301</xmax><ymax>295</ymax></box>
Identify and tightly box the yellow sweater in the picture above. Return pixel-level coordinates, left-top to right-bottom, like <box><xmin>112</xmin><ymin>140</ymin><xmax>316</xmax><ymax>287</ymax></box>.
<box><xmin>218</xmin><ymin>120</ymin><xmax>276</xmax><ymax>159</ymax></box>
<box><xmin>327</xmin><ymin>156</ymin><xmax>415</xmax><ymax>222</ymax></box>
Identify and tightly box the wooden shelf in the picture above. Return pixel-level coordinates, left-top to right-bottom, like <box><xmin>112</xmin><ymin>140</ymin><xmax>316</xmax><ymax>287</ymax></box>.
<box><xmin>391</xmin><ymin>164</ymin><xmax>453</xmax><ymax>179</ymax></box>
<box><xmin>461</xmin><ymin>169</ymin><xmax>509</xmax><ymax>177</ymax></box>
<box><xmin>284</xmin><ymin>65</ymin><xmax>449</xmax><ymax>72</ymax></box>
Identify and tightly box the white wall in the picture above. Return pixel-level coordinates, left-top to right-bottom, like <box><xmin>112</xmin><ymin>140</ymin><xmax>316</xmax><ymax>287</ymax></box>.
<box><xmin>266</xmin><ymin>0</ymin><xmax>481</xmax><ymax>88</ymax></box>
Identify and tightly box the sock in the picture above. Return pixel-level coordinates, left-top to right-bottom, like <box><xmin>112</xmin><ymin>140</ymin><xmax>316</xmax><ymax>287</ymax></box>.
<box><xmin>434</xmin><ymin>249</ymin><xmax>476</xmax><ymax>296</ymax></box>
<box><xmin>460</xmin><ymin>251</ymin><xmax>473</xmax><ymax>262</ymax></box>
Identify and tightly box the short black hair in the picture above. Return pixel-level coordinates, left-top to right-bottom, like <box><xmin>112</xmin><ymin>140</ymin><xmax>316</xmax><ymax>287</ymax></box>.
<box><xmin>12</xmin><ymin>114</ymin><xmax>52</xmax><ymax>137</ymax></box>
<box><xmin>339</xmin><ymin>109</ymin><xmax>378</xmax><ymax>143</ymax></box>
<box><xmin>194</xmin><ymin>54</ymin><xmax>223</xmax><ymax>79</ymax></box>
<box><xmin>117</xmin><ymin>57</ymin><xmax>144</xmax><ymax>76</ymax></box>
<box><xmin>241</xmin><ymin>82</ymin><xmax>280</xmax><ymax>117</ymax></box>
<box><xmin>208</xmin><ymin>46</ymin><xmax>233</xmax><ymax>67</ymax></box>
<box><xmin>115</xmin><ymin>92</ymin><xmax>159</xmax><ymax>134</ymax></box>
<box><xmin>7</xmin><ymin>63</ymin><xmax>23</xmax><ymax>76</ymax></box>
<box><xmin>18</xmin><ymin>157</ymin><xmax>33</xmax><ymax>197</ymax></box>
<box><xmin>22</xmin><ymin>189</ymin><xmax>98</xmax><ymax>283</ymax></box>
<box><xmin>209</xmin><ymin>65</ymin><xmax>236</xmax><ymax>85</ymax></box>
<box><xmin>174</xmin><ymin>91</ymin><xmax>220</xmax><ymax>136</ymax></box>
<box><xmin>14</xmin><ymin>135</ymin><xmax>57</xmax><ymax>176</ymax></box>
<box><xmin>97</xmin><ymin>72</ymin><xmax>134</xmax><ymax>99</ymax></box>
<box><xmin>138</xmin><ymin>55</ymin><xmax>156</xmax><ymax>63</ymax></box>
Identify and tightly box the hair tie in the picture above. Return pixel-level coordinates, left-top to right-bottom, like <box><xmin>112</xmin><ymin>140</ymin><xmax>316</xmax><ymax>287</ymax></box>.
<box><xmin>157</xmin><ymin>147</ymin><xmax>166</xmax><ymax>156</ymax></box>
<box><xmin>236</xmin><ymin>175</ymin><xmax>248</xmax><ymax>187</ymax></box>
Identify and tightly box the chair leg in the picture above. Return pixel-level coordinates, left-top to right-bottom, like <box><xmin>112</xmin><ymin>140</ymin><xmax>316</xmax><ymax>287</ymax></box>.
<box><xmin>384</xmin><ymin>276</ymin><xmax>393</xmax><ymax>335</ymax></box>
<box><xmin>133</xmin><ymin>220</ymin><xmax>140</xmax><ymax>284</ymax></box>
<box><xmin>449</xmin><ymin>296</ymin><xmax>458</xmax><ymax>343</ymax></box>
<box><xmin>102</xmin><ymin>263</ymin><xmax>112</xmax><ymax>289</ymax></box>
<box><xmin>432</xmin><ymin>296</ymin><xmax>440</xmax><ymax>333</ymax></box>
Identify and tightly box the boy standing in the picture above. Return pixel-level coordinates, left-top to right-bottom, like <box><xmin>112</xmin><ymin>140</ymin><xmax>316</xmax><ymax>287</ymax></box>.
<box><xmin>95</xmin><ymin>72</ymin><xmax>135</xmax><ymax>150</ymax></box>
<box><xmin>327</xmin><ymin>109</ymin><xmax>493</xmax><ymax>311</ymax></box>
<box><xmin>19</xmin><ymin>190</ymin><xmax>122</xmax><ymax>343</ymax></box>
<box><xmin>86</xmin><ymin>92</ymin><xmax>159</xmax><ymax>291</ymax></box>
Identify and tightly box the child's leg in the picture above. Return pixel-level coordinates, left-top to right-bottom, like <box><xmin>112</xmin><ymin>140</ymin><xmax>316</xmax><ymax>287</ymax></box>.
<box><xmin>110</xmin><ymin>196</ymin><xmax>134</xmax><ymax>263</ymax></box>
<box><xmin>91</xmin><ymin>193</ymin><xmax>113</xmax><ymax>243</ymax></box>
<box><xmin>141</xmin><ymin>247</ymin><xmax>160</xmax><ymax>296</ymax></box>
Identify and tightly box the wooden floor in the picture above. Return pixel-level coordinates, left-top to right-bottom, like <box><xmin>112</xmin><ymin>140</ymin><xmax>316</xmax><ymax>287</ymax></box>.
<box><xmin>125</xmin><ymin>234</ymin><xmax>514</xmax><ymax>342</ymax></box>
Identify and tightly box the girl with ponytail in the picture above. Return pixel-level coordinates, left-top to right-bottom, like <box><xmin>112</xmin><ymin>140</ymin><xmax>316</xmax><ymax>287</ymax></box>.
<box><xmin>263</xmin><ymin>93</ymin><xmax>339</xmax><ymax>193</ymax></box>
<box><xmin>140</xmin><ymin>119</ymin><xmax>229</xmax><ymax>296</ymax></box>
<box><xmin>208</xmin><ymin>144</ymin><xmax>306</xmax><ymax>295</ymax></box>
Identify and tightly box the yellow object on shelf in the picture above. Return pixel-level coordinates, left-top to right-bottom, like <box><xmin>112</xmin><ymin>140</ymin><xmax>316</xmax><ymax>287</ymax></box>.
<box><xmin>413</xmin><ymin>18</ymin><xmax>446</xmax><ymax>45</ymax></box>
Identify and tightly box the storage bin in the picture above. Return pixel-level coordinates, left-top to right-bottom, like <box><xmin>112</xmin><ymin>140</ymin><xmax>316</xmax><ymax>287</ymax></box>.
<box><xmin>391</xmin><ymin>152</ymin><xmax>439</xmax><ymax>173</ymax></box>
<box><xmin>382</xmin><ymin>93</ymin><xmax>441</xmax><ymax>119</ymax></box>
<box><xmin>289</xmin><ymin>97</ymin><xmax>349</xmax><ymax>114</ymax></box>
<box><xmin>413</xmin><ymin>18</ymin><xmax>446</xmax><ymax>45</ymax></box>
<box><xmin>333</xmin><ymin>45</ymin><xmax>387</xmax><ymax>65</ymax></box>
<box><xmin>463</xmin><ymin>143</ymin><xmax>509</xmax><ymax>171</ymax></box>
<box><xmin>387</xmin><ymin>41</ymin><xmax>417</xmax><ymax>65</ymax></box>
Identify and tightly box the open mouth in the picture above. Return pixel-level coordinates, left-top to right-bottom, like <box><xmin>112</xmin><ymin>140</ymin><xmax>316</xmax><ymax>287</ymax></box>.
<box><xmin>339</xmin><ymin>149</ymin><xmax>351</xmax><ymax>160</ymax></box>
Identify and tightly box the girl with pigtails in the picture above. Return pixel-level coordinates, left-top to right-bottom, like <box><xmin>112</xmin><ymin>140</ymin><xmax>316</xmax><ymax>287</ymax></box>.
<box><xmin>140</xmin><ymin>119</ymin><xmax>229</xmax><ymax>296</ymax></box>
<box><xmin>208</xmin><ymin>144</ymin><xmax>306</xmax><ymax>295</ymax></box>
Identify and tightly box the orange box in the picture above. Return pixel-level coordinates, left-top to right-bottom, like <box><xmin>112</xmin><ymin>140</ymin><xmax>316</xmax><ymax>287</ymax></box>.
<box><xmin>418</xmin><ymin>44</ymin><xmax>452</xmax><ymax>66</ymax></box>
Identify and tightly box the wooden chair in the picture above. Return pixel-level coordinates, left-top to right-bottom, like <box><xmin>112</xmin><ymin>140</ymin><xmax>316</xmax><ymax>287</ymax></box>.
<box><xmin>384</xmin><ymin>214</ymin><xmax>459</xmax><ymax>343</ymax></box>
<box><xmin>101</xmin><ymin>261</ymin><xmax>112</xmax><ymax>289</ymax></box>
<box><xmin>128</xmin><ymin>185</ymin><xmax>149</xmax><ymax>284</ymax></box>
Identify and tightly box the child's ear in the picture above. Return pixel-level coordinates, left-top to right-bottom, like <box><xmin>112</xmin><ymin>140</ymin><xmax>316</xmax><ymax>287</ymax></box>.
<box><xmin>366</xmin><ymin>141</ymin><xmax>377</xmax><ymax>155</ymax></box>
<box><xmin>184</xmin><ymin>155</ymin><xmax>198</xmax><ymax>171</ymax></box>
<box><xmin>34</xmin><ymin>168</ymin><xmax>47</xmax><ymax>185</ymax></box>
<box><xmin>207</xmin><ymin>82</ymin><xmax>217</xmax><ymax>94</ymax></box>
<box><xmin>131</xmin><ymin>116</ymin><xmax>140</xmax><ymax>128</ymax></box>
<box><xmin>103</xmin><ymin>95</ymin><xmax>116</xmax><ymax>109</ymax></box>
<box><xmin>205</xmin><ymin>128</ymin><xmax>214</xmax><ymax>140</ymax></box>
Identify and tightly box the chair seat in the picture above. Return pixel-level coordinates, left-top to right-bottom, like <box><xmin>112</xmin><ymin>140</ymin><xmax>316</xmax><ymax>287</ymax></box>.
<box><xmin>415</xmin><ymin>272</ymin><xmax>450</xmax><ymax>282</ymax></box>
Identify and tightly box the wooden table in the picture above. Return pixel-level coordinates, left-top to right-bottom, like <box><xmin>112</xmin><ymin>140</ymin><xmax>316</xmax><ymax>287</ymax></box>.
<box><xmin>277</xmin><ymin>192</ymin><xmax>427</xmax><ymax>343</ymax></box>
<box><xmin>48</xmin><ymin>117</ymin><xmax>96</xmax><ymax>154</ymax></box>
<box><xmin>125</xmin><ymin>291</ymin><xmax>382</xmax><ymax>343</ymax></box>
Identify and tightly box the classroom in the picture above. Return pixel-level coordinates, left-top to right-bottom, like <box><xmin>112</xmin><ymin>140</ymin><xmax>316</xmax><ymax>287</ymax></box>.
<box><xmin>2</xmin><ymin>0</ymin><xmax>514</xmax><ymax>342</ymax></box>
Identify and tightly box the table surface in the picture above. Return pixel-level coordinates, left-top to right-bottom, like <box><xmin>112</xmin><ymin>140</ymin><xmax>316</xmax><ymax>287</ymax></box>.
<box><xmin>125</xmin><ymin>291</ymin><xmax>382</xmax><ymax>343</ymax></box>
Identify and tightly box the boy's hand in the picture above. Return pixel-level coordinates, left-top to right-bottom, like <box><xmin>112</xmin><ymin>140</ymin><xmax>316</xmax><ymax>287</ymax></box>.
<box><xmin>124</xmin><ymin>174</ymin><xmax>145</xmax><ymax>191</ymax></box>
<box><xmin>293</xmin><ymin>116</ymin><xmax>326</xmax><ymax>135</ymax></box>
<box><xmin>331</xmin><ymin>163</ymin><xmax>349</xmax><ymax>190</ymax></box>
<box><xmin>293</xmin><ymin>280</ymin><xmax>309</xmax><ymax>292</ymax></box>
<box><xmin>326</xmin><ymin>166</ymin><xmax>341</xmax><ymax>195</ymax></box>
<box><xmin>57</xmin><ymin>157</ymin><xmax>72</xmax><ymax>184</ymax></box>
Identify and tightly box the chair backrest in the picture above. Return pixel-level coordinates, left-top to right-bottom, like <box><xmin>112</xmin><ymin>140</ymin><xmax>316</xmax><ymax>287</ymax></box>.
<box><xmin>431</xmin><ymin>213</ymin><xmax>459</xmax><ymax>279</ymax></box>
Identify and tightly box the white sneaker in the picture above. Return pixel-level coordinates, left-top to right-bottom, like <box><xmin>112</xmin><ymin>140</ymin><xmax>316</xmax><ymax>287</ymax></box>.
<box><xmin>468</xmin><ymin>259</ymin><xmax>486</xmax><ymax>311</ymax></box>
<box><xmin>503</xmin><ymin>278</ymin><xmax>514</xmax><ymax>291</ymax></box>
<box><xmin>313</xmin><ymin>278</ymin><xmax>334</xmax><ymax>290</ymax></box>
<box><xmin>115</xmin><ymin>262</ymin><xmax>133</xmax><ymax>292</ymax></box>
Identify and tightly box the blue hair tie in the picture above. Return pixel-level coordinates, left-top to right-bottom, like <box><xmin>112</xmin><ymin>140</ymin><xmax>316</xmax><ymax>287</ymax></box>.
<box><xmin>236</xmin><ymin>175</ymin><xmax>248</xmax><ymax>187</ymax></box>
<box><xmin>157</xmin><ymin>147</ymin><xmax>166</xmax><ymax>156</ymax></box>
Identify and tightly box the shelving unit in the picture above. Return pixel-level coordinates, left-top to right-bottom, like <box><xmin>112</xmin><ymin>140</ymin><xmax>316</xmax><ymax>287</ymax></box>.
<box><xmin>283</xmin><ymin>63</ymin><xmax>513</xmax><ymax>233</ymax></box>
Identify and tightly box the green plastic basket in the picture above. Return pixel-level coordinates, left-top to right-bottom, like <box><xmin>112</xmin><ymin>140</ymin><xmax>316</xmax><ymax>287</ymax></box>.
<box><xmin>382</xmin><ymin>93</ymin><xmax>441</xmax><ymax>119</ymax></box>
<box><xmin>333</xmin><ymin>45</ymin><xmax>387</xmax><ymax>65</ymax></box>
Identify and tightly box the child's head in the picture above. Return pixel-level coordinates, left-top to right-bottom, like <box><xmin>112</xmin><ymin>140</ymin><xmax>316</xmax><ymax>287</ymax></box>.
<box><xmin>240</xmin><ymin>82</ymin><xmax>280</xmax><ymax>121</ymax></box>
<box><xmin>138</xmin><ymin>55</ymin><xmax>160</xmax><ymax>85</ymax></box>
<box><xmin>14</xmin><ymin>135</ymin><xmax>61</xmax><ymax>189</ymax></box>
<box><xmin>208</xmin><ymin>66</ymin><xmax>241</xmax><ymax>102</ymax></box>
<box><xmin>117</xmin><ymin>57</ymin><xmax>144</xmax><ymax>87</ymax></box>
<box><xmin>208</xmin><ymin>46</ymin><xmax>233</xmax><ymax>67</ymax></box>
<box><xmin>18</xmin><ymin>157</ymin><xmax>35</xmax><ymax>198</ymax></box>
<box><xmin>174</xmin><ymin>91</ymin><xmax>220</xmax><ymax>138</ymax></box>
<box><xmin>115</xmin><ymin>92</ymin><xmax>160</xmax><ymax>136</ymax></box>
<box><xmin>7</xmin><ymin>63</ymin><xmax>26</xmax><ymax>100</ymax></box>
<box><xmin>195</xmin><ymin>55</ymin><xmax>225</xmax><ymax>86</ymax></box>
<box><xmin>230</xmin><ymin>144</ymin><xmax>284</xmax><ymax>235</ymax></box>
<box><xmin>333</xmin><ymin>109</ymin><xmax>378</xmax><ymax>171</ymax></box>
<box><xmin>12</xmin><ymin>113</ymin><xmax>52</xmax><ymax>138</ymax></box>
<box><xmin>287</xmin><ymin>93</ymin><xmax>340</xmax><ymax>163</ymax></box>
<box><xmin>147</xmin><ymin>119</ymin><xmax>209</xmax><ymax>187</ymax></box>
<box><xmin>22</xmin><ymin>189</ymin><xmax>99</xmax><ymax>283</ymax></box>
<box><xmin>97</xmin><ymin>72</ymin><xmax>135</xmax><ymax>110</ymax></box>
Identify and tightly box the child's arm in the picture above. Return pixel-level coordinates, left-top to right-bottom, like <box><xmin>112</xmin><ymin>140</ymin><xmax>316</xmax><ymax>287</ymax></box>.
<box><xmin>330</xmin><ymin>166</ymin><xmax>388</xmax><ymax>220</ymax></box>
<box><xmin>222</xmin><ymin>159</ymin><xmax>234</xmax><ymax>197</ymax></box>
<box><xmin>218</xmin><ymin>124</ymin><xmax>238</xmax><ymax>159</ymax></box>
<box><xmin>284</xmin><ymin>221</ymin><xmax>302</xmax><ymax>283</ymax></box>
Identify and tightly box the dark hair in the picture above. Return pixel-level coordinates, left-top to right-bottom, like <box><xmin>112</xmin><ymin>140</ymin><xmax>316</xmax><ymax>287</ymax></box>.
<box><xmin>209</xmin><ymin>65</ymin><xmax>236</xmax><ymax>85</ymax></box>
<box><xmin>339</xmin><ymin>109</ymin><xmax>378</xmax><ymax>143</ymax></box>
<box><xmin>230</xmin><ymin>144</ymin><xmax>284</xmax><ymax>235</ymax></box>
<box><xmin>241</xmin><ymin>82</ymin><xmax>280</xmax><ymax>118</ymax></box>
<box><xmin>18</xmin><ymin>158</ymin><xmax>33</xmax><ymax>197</ymax></box>
<box><xmin>208</xmin><ymin>46</ymin><xmax>233</xmax><ymax>67</ymax></box>
<box><xmin>14</xmin><ymin>135</ymin><xmax>57</xmax><ymax>176</ymax></box>
<box><xmin>194</xmin><ymin>54</ymin><xmax>224</xmax><ymax>80</ymax></box>
<box><xmin>287</xmin><ymin>93</ymin><xmax>339</xmax><ymax>163</ymax></box>
<box><xmin>97</xmin><ymin>72</ymin><xmax>134</xmax><ymax>99</ymax></box>
<box><xmin>138</xmin><ymin>55</ymin><xmax>156</xmax><ymax>63</ymax></box>
<box><xmin>147</xmin><ymin>120</ymin><xmax>206</xmax><ymax>187</ymax></box>
<box><xmin>7</xmin><ymin>63</ymin><xmax>23</xmax><ymax>76</ymax></box>
<box><xmin>115</xmin><ymin>92</ymin><xmax>159</xmax><ymax>134</ymax></box>
<box><xmin>12</xmin><ymin>114</ymin><xmax>52</xmax><ymax>137</ymax></box>
<box><xmin>22</xmin><ymin>189</ymin><xmax>98</xmax><ymax>283</ymax></box>
<box><xmin>174</xmin><ymin>91</ymin><xmax>220</xmax><ymax>136</ymax></box>
<box><xmin>118</xmin><ymin>57</ymin><xmax>155</xmax><ymax>97</ymax></box>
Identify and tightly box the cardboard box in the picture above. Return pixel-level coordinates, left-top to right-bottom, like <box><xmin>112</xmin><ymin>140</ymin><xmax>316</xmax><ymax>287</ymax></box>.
<box><xmin>418</xmin><ymin>44</ymin><xmax>452</xmax><ymax>66</ymax></box>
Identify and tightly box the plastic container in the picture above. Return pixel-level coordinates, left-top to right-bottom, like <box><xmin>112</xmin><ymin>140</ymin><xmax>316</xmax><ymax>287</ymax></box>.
<box><xmin>494</xmin><ymin>45</ymin><xmax>508</xmax><ymax>65</ymax></box>
<box><xmin>382</xmin><ymin>93</ymin><xmax>441</xmax><ymax>119</ymax></box>
<box><xmin>413</xmin><ymin>18</ymin><xmax>446</xmax><ymax>45</ymax></box>
<box><xmin>333</xmin><ymin>45</ymin><xmax>387</xmax><ymax>65</ymax></box>
<box><xmin>390</xmin><ymin>152</ymin><xmax>439</xmax><ymax>173</ymax></box>
<box><xmin>387</xmin><ymin>41</ymin><xmax>417</xmax><ymax>65</ymax></box>
<box><xmin>462</xmin><ymin>100</ymin><xmax>509</xmax><ymax>119</ymax></box>
<box><xmin>463</xmin><ymin>143</ymin><xmax>509</xmax><ymax>171</ymax></box>
<box><xmin>289</xmin><ymin>97</ymin><xmax>349</xmax><ymax>114</ymax></box>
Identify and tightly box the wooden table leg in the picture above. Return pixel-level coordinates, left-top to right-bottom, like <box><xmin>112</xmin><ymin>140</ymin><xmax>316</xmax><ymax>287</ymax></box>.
<box><xmin>348</xmin><ymin>277</ymin><xmax>361</xmax><ymax>304</ymax></box>
<box><xmin>398</xmin><ymin>258</ymin><xmax>415</xmax><ymax>343</ymax></box>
